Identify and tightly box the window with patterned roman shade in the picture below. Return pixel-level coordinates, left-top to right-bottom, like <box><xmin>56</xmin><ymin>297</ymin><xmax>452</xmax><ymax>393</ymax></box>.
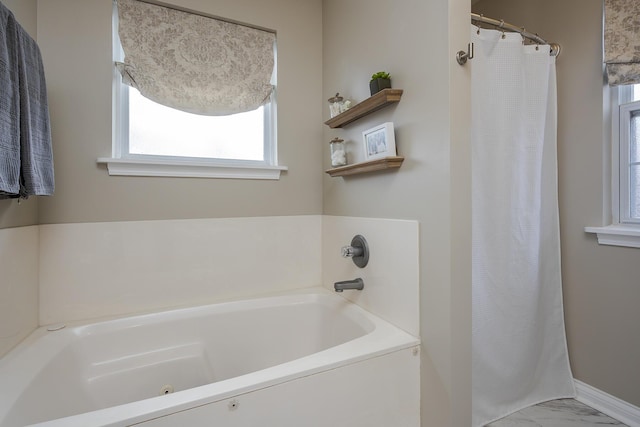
<box><xmin>115</xmin><ymin>0</ymin><xmax>275</xmax><ymax>115</ymax></box>
<box><xmin>604</xmin><ymin>0</ymin><xmax>640</xmax><ymax>86</ymax></box>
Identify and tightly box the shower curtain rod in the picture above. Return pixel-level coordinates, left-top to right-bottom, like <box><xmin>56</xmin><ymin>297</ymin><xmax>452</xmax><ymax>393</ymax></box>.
<box><xmin>472</xmin><ymin>13</ymin><xmax>561</xmax><ymax>57</ymax></box>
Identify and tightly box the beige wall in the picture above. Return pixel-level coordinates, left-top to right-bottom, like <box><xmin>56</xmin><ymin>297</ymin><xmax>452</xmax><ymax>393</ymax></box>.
<box><xmin>322</xmin><ymin>0</ymin><xmax>471</xmax><ymax>425</ymax></box>
<box><xmin>0</xmin><ymin>226</ymin><xmax>39</xmax><ymax>358</ymax></box>
<box><xmin>0</xmin><ymin>0</ymin><xmax>39</xmax><ymax>229</ymax></box>
<box><xmin>2</xmin><ymin>0</ymin><xmax>37</xmax><ymax>34</ymax></box>
<box><xmin>474</xmin><ymin>0</ymin><xmax>640</xmax><ymax>407</ymax></box>
<box><xmin>35</xmin><ymin>0</ymin><xmax>323</xmax><ymax>224</ymax></box>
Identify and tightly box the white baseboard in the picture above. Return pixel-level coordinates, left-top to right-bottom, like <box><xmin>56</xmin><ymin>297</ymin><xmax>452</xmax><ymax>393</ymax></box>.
<box><xmin>574</xmin><ymin>379</ymin><xmax>640</xmax><ymax>427</ymax></box>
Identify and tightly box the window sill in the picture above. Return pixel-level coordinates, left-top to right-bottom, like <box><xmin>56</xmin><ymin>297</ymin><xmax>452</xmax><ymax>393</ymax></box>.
<box><xmin>584</xmin><ymin>225</ymin><xmax>640</xmax><ymax>249</ymax></box>
<box><xmin>96</xmin><ymin>157</ymin><xmax>287</xmax><ymax>180</ymax></box>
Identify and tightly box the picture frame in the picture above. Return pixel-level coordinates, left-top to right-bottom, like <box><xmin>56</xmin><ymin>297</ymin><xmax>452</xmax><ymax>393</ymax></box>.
<box><xmin>362</xmin><ymin>122</ymin><xmax>396</xmax><ymax>161</ymax></box>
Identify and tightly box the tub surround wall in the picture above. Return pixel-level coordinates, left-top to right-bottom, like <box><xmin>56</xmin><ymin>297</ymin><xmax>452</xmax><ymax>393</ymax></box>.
<box><xmin>39</xmin><ymin>216</ymin><xmax>322</xmax><ymax>325</ymax></box>
<box><xmin>38</xmin><ymin>215</ymin><xmax>420</xmax><ymax>334</ymax></box>
<box><xmin>0</xmin><ymin>227</ymin><xmax>39</xmax><ymax>358</ymax></box>
<box><xmin>322</xmin><ymin>216</ymin><xmax>419</xmax><ymax>337</ymax></box>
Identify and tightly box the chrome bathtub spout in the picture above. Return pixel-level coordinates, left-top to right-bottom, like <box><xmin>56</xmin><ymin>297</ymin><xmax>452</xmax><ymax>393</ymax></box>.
<box><xmin>334</xmin><ymin>278</ymin><xmax>364</xmax><ymax>292</ymax></box>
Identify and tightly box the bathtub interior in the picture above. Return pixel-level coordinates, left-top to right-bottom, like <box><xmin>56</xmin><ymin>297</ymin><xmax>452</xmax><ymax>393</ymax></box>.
<box><xmin>0</xmin><ymin>293</ymin><xmax>375</xmax><ymax>426</ymax></box>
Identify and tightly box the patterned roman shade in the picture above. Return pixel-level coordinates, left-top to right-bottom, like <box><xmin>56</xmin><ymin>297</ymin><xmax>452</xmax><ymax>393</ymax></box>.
<box><xmin>604</xmin><ymin>0</ymin><xmax>640</xmax><ymax>86</ymax></box>
<box><xmin>116</xmin><ymin>0</ymin><xmax>275</xmax><ymax>115</ymax></box>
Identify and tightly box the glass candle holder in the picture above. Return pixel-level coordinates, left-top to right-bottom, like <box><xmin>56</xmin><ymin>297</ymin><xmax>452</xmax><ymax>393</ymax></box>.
<box><xmin>328</xmin><ymin>93</ymin><xmax>344</xmax><ymax>118</ymax></box>
<box><xmin>330</xmin><ymin>137</ymin><xmax>347</xmax><ymax>167</ymax></box>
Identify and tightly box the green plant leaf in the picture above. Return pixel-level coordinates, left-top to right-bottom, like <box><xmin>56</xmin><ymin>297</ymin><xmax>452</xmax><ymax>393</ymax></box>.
<box><xmin>370</xmin><ymin>71</ymin><xmax>390</xmax><ymax>81</ymax></box>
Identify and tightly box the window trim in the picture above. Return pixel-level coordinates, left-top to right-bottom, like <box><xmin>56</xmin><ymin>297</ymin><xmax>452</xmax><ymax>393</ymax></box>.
<box><xmin>619</xmin><ymin>99</ymin><xmax>640</xmax><ymax>224</ymax></box>
<box><xmin>585</xmin><ymin>85</ymin><xmax>640</xmax><ymax>248</ymax></box>
<box><xmin>96</xmin><ymin>155</ymin><xmax>287</xmax><ymax>180</ymax></box>
<box><xmin>98</xmin><ymin>1</ymin><xmax>286</xmax><ymax>180</ymax></box>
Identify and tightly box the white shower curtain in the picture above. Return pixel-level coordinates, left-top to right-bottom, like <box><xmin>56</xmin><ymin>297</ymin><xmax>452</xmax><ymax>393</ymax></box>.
<box><xmin>471</xmin><ymin>27</ymin><xmax>575</xmax><ymax>426</ymax></box>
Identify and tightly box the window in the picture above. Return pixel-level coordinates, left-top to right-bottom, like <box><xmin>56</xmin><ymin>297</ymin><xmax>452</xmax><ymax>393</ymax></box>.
<box><xmin>128</xmin><ymin>89</ymin><xmax>266</xmax><ymax>161</ymax></box>
<box><xmin>585</xmin><ymin>84</ymin><xmax>640</xmax><ymax>247</ymax></box>
<box><xmin>98</xmin><ymin>1</ymin><xmax>285</xmax><ymax>180</ymax></box>
<box><xmin>585</xmin><ymin>2</ymin><xmax>640</xmax><ymax>246</ymax></box>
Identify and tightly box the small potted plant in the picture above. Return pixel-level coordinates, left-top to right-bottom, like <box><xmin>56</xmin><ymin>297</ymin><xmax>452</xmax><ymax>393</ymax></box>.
<box><xmin>369</xmin><ymin>71</ymin><xmax>391</xmax><ymax>95</ymax></box>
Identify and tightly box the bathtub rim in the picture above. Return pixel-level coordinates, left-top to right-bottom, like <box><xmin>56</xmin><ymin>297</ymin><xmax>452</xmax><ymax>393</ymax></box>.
<box><xmin>0</xmin><ymin>287</ymin><xmax>419</xmax><ymax>427</ymax></box>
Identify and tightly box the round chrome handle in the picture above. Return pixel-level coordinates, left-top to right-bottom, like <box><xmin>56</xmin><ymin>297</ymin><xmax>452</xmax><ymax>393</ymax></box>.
<box><xmin>340</xmin><ymin>235</ymin><xmax>369</xmax><ymax>268</ymax></box>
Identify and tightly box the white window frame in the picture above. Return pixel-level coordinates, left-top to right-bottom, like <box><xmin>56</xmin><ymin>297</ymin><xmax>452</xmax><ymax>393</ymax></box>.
<box><xmin>585</xmin><ymin>85</ymin><xmax>640</xmax><ymax>247</ymax></box>
<box><xmin>97</xmin><ymin>2</ymin><xmax>286</xmax><ymax>180</ymax></box>
<box><xmin>619</xmin><ymin>98</ymin><xmax>640</xmax><ymax>225</ymax></box>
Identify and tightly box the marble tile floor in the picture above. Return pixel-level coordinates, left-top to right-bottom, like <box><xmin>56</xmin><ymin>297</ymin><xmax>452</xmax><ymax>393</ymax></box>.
<box><xmin>487</xmin><ymin>398</ymin><xmax>628</xmax><ymax>426</ymax></box>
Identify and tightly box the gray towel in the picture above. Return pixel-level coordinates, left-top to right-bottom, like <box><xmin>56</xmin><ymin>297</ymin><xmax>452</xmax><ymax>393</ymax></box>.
<box><xmin>0</xmin><ymin>3</ymin><xmax>21</xmax><ymax>196</ymax></box>
<box><xmin>0</xmin><ymin>2</ymin><xmax>53</xmax><ymax>199</ymax></box>
<box><xmin>15</xmin><ymin>14</ymin><xmax>54</xmax><ymax>197</ymax></box>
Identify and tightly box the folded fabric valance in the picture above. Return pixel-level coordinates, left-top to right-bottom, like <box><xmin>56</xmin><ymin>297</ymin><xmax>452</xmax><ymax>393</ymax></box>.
<box><xmin>116</xmin><ymin>0</ymin><xmax>275</xmax><ymax>116</ymax></box>
<box><xmin>604</xmin><ymin>0</ymin><xmax>640</xmax><ymax>86</ymax></box>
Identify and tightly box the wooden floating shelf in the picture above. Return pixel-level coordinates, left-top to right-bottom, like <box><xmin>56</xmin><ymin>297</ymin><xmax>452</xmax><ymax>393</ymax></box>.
<box><xmin>324</xmin><ymin>89</ymin><xmax>403</xmax><ymax>129</ymax></box>
<box><xmin>325</xmin><ymin>156</ymin><xmax>404</xmax><ymax>177</ymax></box>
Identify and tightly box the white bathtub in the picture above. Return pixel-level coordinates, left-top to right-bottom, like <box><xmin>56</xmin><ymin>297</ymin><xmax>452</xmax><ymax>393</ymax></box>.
<box><xmin>0</xmin><ymin>288</ymin><xmax>420</xmax><ymax>427</ymax></box>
